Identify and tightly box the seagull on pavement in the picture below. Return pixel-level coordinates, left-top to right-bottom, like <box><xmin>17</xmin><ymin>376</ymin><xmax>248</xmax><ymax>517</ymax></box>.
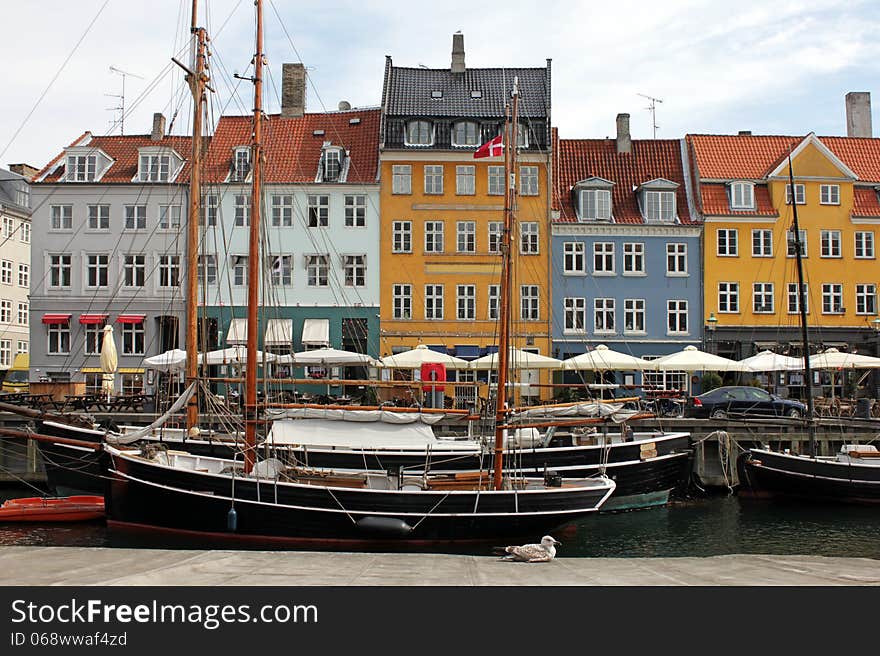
<box><xmin>495</xmin><ymin>535</ymin><xmax>561</xmax><ymax>562</ymax></box>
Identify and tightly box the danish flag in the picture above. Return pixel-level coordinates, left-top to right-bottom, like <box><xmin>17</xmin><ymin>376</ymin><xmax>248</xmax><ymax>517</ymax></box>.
<box><xmin>474</xmin><ymin>134</ymin><xmax>504</xmax><ymax>159</ymax></box>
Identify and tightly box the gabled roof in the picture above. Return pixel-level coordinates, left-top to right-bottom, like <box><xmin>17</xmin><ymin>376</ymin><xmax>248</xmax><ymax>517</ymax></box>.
<box><xmin>203</xmin><ymin>108</ymin><xmax>380</xmax><ymax>184</ymax></box>
<box><xmin>553</xmin><ymin>138</ymin><xmax>695</xmax><ymax>225</ymax></box>
<box><xmin>383</xmin><ymin>63</ymin><xmax>549</xmax><ymax>119</ymax></box>
<box><xmin>766</xmin><ymin>133</ymin><xmax>857</xmax><ymax>180</ymax></box>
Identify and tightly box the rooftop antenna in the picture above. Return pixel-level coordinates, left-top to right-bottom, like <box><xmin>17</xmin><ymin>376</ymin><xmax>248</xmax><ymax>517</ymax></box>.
<box><xmin>107</xmin><ymin>66</ymin><xmax>145</xmax><ymax>134</ymax></box>
<box><xmin>637</xmin><ymin>92</ymin><xmax>663</xmax><ymax>139</ymax></box>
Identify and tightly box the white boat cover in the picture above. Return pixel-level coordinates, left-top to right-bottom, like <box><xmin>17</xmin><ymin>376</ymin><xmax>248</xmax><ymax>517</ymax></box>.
<box><xmin>512</xmin><ymin>402</ymin><xmax>641</xmax><ymax>423</ymax></box>
<box><xmin>265</xmin><ymin>407</ymin><xmax>460</xmax><ymax>425</ymax></box>
<box><xmin>267</xmin><ymin>418</ymin><xmax>449</xmax><ymax>449</ymax></box>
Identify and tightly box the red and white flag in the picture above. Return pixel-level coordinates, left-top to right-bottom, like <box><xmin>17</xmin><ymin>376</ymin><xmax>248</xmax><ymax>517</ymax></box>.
<box><xmin>473</xmin><ymin>135</ymin><xmax>504</xmax><ymax>159</ymax></box>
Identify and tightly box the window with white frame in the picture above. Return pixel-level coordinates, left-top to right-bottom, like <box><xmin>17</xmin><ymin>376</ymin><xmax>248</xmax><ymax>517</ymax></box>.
<box><xmin>203</xmin><ymin>194</ymin><xmax>218</xmax><ymax>226</ymax></box>
<box><xmin>516</xmin><ymin>123</ymin><xmax>530</xmax><ymax>148</ymax></box>
<box><xmin>457</xmin><ymin>221</ymin><xmax>476</xmax><ymax>253</ymax></box>
<box><xmin>198</xmin><ymin>255</ymin><xmax>217</xmax><ymax>285</ymax></box>
<box><xmin>424</xmin><ymin>284</ymin><xmax>444</xmax><ymax>320</ymax></box>
<box><xmin>85</xmin><ymin>254</ymin><xmax>109</xmax><ymax>288</ymax></box>
<box><xmin>820</xmin><ymin>184</ymin><xmax>840</xmax><ymax>205</ymax></box>
<box><xmin>16</xmin><ymin>341</ymin><xmax>27</xmax><ymax>354</ymax></box>
<box><xmin>17</xmin><ymin>264</ymin><xmax>28</xmax><ymax>288</ymax></box>
<box><xmin>50</xmin><ymin>205</ymin><xmax>72</xmax><ymax>230</ymax></box>
<box><xmin>0</xmin><ymin>301</ymin><xmax>11</xmax><ymax>324</ymax></box>
<box><xmin>787</xmin><ymin>229</ymin><xmax>808</xmax><ymax>257</ymax></box>
<box><xmin>83</xmin><ymin>322</ymin><xmax>104</xmax><ymax>355</ymax></box>
<box><xmin>424</xmin><ymin>166</ymin><xmax>444</xmax><ymax>194</ymax></box>
<box><xmin>563</xmin><ymin>242</ymin><xmax>585</xmax><ymax>274</ymax></box>
<box><xmin>2</xmin><ymin>218</ymin><xmax>12</xmax><ymax>238</ymax></box>
<box><xmin>66</xmin><ymin>154</ymin><xmax>97</xmax><ymax>182</ymax></box>
<box><xmin>855</xmin><ymin>231</ymin><xmax>875</xmax><ymax>258</ymax></box>
<box><xmin>623</xmin><ymin>242</ymin><xmax>645</xmax><ymax>274</ymax></box>
<box><xmin>271</xmin><ymin>255</ymin><xmax>292</xmax><ymax>286</ymax></box>
<box><xmin>49</xmin><ymin>254</ymin><xmax>71</xmax><ymax>288</ymax></box>
<box><xmin>594</xmin><ymin>298</ymin><xmax>615</xmax><ymax>333</ymax></box>
<box><xmin>457</xmin><ymin>285</ymin><xmax>476</xmax><ymax>320</ymax></box>
<box><xmin>821</xmin><ymin>283</ymin><xmax>844</xmax><ymax>314</ymax></box>
<box><xmin>718</xmin><ymin>282</ymin><xmax>739</xmax><ymax>313</ymax></box>
<box><xmin>234</xmin><ymin>195</ymin><xmax>250</xmax><ymax>226</ymax></box>
<box><xmin>306</xmin><ymin>255</ymin><xmax>329</xmax><ymax>287</ymax></box>
<box><xmin>17</xmin><ymin>302</ymin><xmax>28</xmax><ymax>325</ymax></box>
<box><xmin>322</xmin><ymin>148</ymin><xmax>342</xmax><ymax>182</ymax></box>
<box><xmin>424</xmin><ymin>221</ymin><xmax>444</xmax><ymax>253</ymax></box>
<box><xmin>393</xmin><ymin>284</ymin><xmax>412</xmax><ymax>319</ymax></box>
<box><xmin>593</xmin><ymin>242</ymin><xmax>614</xmax><ymax>274</ymax></box>
<box><xmin>488</xmin><ymin>222</ymin><xmax>503</xmax><ymax>254</ymax></box>
<box><xmin>488</xmin><ymin>285</ymin><xmax>499</xmax><ymax>320</ymax></box>
<box><xmin>452</xmin><ymin>121</ymin><xmax>480</xmax><ymax>147</ymax></box>
<box><xmin>392</xmin><ymin>221</ymin><xmax>412</xmax><ymax>253</ymax></box>
<box><xmin>122</xmin><ymin>321</ymin><xmax>145</xmax><ymax>355</ymax></box>
<box><xmin>624</xmin><ymin>299</ymin><xmax>646</xmax><ymax>334</ymax></box>
<box><xmin>271</xmin><ymin>195</ymin><xmax>294</xmax><ymax>227</ymax></box>
<box><xmin>579</xmin><ymin>189</ymin><xmax>611</xmax><ymax>221</ymax></box>
<box><xmin>232</xmin><ymin>148</ymin><xmax>250</xmax><ymax>182</ymax></box>
<box><xmin>139</xmin><ymin>154</ymin><xmax>171</xmax><ymax>182</ymax></box>
<box><xmin>392</xmin><ymin>165</ymin><xmax>412</xmax><ymax>195</ymax></box>
<box><xmin>820</xmin><ymin>230</ymin><xmax>842</xmax><ymax>258</ymax></box>
<box><xmin>488</xmin><ymin>166</ymin><xmax>505</xmax><ymax>196</ymax></box>
<box><xmin>787</xmin><ymin>283</ymin><xmax>809</xmax><ymax>314</ymax></box>
<box><xmin>308</xmin><ymin>195</ymin><xmax>329</xmax><ymax>227</ymax></box>
<box><xmin>158</xmin><ymin>205</ymin><xmax>181</xmax><ymax>230</ymax></box>
<box><xmin>20</xmin><ymin>223</ymin><xmax>29</xmax><ymax>243</ymax></box>
<box><xmin>343</xmin><ymin>255</ymin><xmax>366</xmax><ymax>287</ymax></box>
<box><xmin>644</xmin><ymin>190</ymin><xmax>676</xmax><ymax>222</ymax></box>
<box><xmin>752</xmin><ymin>229</ymin><xmax>772</xmax><ymax>257</ymax></box>
<box><xmin>232</xmin><ymin>256</ymin><xmax>248</xmax><ymax>286</ymax></box>
<box><xmin>158</xmin><ymin>255</ymin><xmax>180</xmax><ymax>288</ymax></box>
<box><xmin>730</xmin><ymin>182</ymin><xmax>755</xmax><ymax>210</ymax></box>
<box><xmin>124</xmin><ymin>205</ymin><xmax>146</xmax><ymax>230</ymax></box>
<box><xmin>856</xmin><ymin>284</ymin><xmax>877</xmax><ymax>315</ymax></box>
<box><xmin>0</xmin><ymin>340</ymin><xmax>10</xmax><ymax>368</ymax></box>
<box><xmin>667</xmin><ymin>300</ymin><xmax>688</xmax><ymax>334</ymax></box>
<box><xmin>405</xmin><ymin>120</ymin><xmax>433</xmax><ymax>146</ymax></box>
<box><xmin>121</xmin><ymin>373</ymin><xmax>144</xmax><ymax>395</ymax></box>
<box><xmin>520</xmin><ymin>285</ymin><xmax>539</xmax><ymax>321</ymax></box>
<box><xmin>87</xmin><ymin>204</ymin><xmax>109</xmax><ymax>230</ymax></box>
<box><xmin>717</xmin><ymin>229</ymin><xmax>738</xmax><ymax>256</ymax></box>
<box><xmin>785</xmin><ymin>183</ymin><xmax>806</xmax><ymax>205</ymax></box>
<box><xmin>47</xmin><ymin>321</ymin><xmax>70</xmax><ymax>354</ymax></box>
<box><xmin>123</xmin><ymin>255</ymin><xmax>145</xmax><ymax>288</ymax></box>
<box><xmin>563</xmin><ymin>297</ymin><xmax>586</xmax><ymax>333</ymax></box>
<box><xmin>666</xmin><ymin>243</ymin><xmax>687</xmax><ymax>275</ymax></box>
<box><xmin>344</xmin><ymin>195</ymin><xmax>366</xmax><ymax>227</ymax></box>
<box><xmin>519</xmin><ymin>166</ymin><xmax>539</xmax><ymax>196</ymax></box>
<box><xmin>753</xmin><ymin>282</ymin><xmax>775</xmax><ymax>313</ymax></box>
<box><xmin>520</xmin><ymin>222</ymin><xmax>539</xmax><ymax>254</ymax></box>
<box><xmin>456</xmin><ymin>165</ymin><xmax>475</xmax><ymax>195</ymax></box>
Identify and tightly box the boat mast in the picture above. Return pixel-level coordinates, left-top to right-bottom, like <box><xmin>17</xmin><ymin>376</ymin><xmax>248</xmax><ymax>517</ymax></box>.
<box><xmin>185</xmin><ymin>0</ymin><xmax>208</xmax><ymax>432</ymax></box>
<box><xmin>492</xmin><ymin>78</ymin><xmax>520</xmax><ymax>491</ymax></box>
<box><xmin>787</xmin><ymin>153</ymin><xmax>816</xmax><ymax>457</ymax></box>
<box><xmin>244</xmin><ymin>0</ymin><xmax>265</xmax><ymax>474</ymax></box>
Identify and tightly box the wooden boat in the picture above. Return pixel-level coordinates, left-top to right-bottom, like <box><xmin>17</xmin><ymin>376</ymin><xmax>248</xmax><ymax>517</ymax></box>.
<box><xmin>0</xmin><ymin>495</ymin><xmax>104</xmax><ymax>522</ymax></box>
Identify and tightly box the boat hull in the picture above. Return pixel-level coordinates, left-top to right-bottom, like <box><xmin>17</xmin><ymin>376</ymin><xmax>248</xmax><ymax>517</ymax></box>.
<box><xmin>737</xmin><ymin>449</ymin><xmax>880</xmax><ymax>505</ymax></box>
<box><xmin>0</xmin><ymin>495</ymin><xmax>105</xmax><ymax>522</ymax></box>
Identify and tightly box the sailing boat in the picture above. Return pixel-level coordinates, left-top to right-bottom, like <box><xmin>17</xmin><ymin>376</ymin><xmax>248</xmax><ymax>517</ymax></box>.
<box><xmin>736</xmin><ymin>155</ymin><xmax>880</xmax><ymax>504</ymax></box>
<box><xmin>100</xmin><ymin>1</ymin><xmax>616</xmax><ymax>546</ymax></box>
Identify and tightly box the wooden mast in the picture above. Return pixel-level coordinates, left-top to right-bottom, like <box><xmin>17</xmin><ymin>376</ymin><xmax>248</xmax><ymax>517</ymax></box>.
<box><xmin>492</xmin><ymin>78</ymin><xmax>520</xmax><ymax>491</ymax></box>
<box><xmin>244</xmin><ymin>0</ymin><xmax>265</xmax><ymax>473</ymax></box>
<box><xmin>185</xmin><ymin>0</ymin><xmax>208</xmax><ymax>432</ymax></box>
<box><xmin>787</xmin><ymin>153</ymin><xmax>816</xmax><ymax>457</ymax></box>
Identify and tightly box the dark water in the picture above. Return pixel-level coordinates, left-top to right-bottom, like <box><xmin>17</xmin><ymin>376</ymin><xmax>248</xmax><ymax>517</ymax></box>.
<box><xmin>1</xmin><ymin>486</ymin><xmax>878</xmax><ymax>558</ymax></box>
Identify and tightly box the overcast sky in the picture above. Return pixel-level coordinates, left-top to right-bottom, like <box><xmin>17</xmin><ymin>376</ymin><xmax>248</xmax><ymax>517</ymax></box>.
<box><xmin>2</xmin><ymin>0</ymin><xmax>879</xmax><ymax>169</ymax></box>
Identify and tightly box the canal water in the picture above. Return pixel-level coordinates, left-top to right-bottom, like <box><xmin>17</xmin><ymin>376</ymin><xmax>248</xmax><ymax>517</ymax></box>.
<box><xmin>1</xmin><ymin>486</ymin><xmax>878</xmax><ymax>558</ymax></box>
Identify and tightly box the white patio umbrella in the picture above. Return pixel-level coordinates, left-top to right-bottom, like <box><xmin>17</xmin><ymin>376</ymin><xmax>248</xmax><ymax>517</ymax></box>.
<box><xmin>808</xmin><ymin>348</ymin><xmax>880</xmax><ymax>370</ymax></box>
<box><xmin>275</xmin><ymin>347</ymin><xmax>377</xmax><ymax>366</ymax></box>
<box><xmin>651</xmin><ymin>345</ymin><xmax>750</xmax><ymax>372</ymax></box>
<box><xmin>143</xmin><ymin>348</ymin><xmax>188</xmax><ymax>372</ymax></box>
<box><xmin>562</xmin><ymin>344</ymin><xmax>651</xmax><ymax>371</ymax></box>
<box><xmin>468</xmin><ymin>347</ymin><xmax>562</xmax><ymax>370</ymax></box>
<box><xmin>199</xmin><ymin>346</ymin><xmax>277</xmax><ymax>366</ymax></box>
<box><xmin>379</xmin><ymin>345</ymin><xmax>470</xmax><ymax>369</ymax></box>
<box><xmin>99</xmin><ymin>325</ymin><xmax>118</xmax><ymax>401</ymax></box>
<box><xmin>739</xmin><ymin>350</ymin><xmax>804</xmax><ymax>372</ymax></box>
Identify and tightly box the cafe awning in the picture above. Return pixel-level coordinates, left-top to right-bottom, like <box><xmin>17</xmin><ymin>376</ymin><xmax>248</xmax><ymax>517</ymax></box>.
<box><xmin>79</xmin><ymin>314</ymin><xmax>109</xmax><ymax>325</ymax></box>
<box><xmin>226</xmin><ymin>318</ymin><xmax>247</xmax><ymax>345</ymax></box>
<box><xmin>116</xmin><ymin>314</ymin><xmax>146</xmax><ymax>324</ymax></box>
<box><xmin>301</xmin><ymin>318</ymin><xmax>330</xmax><ymax>346</ymax></box>
<box><xmin>42</xmin><ymin>314</ymin><xmax>71</xmax><ymax>324</ymax></box>
<box><xmin>264</xmin><ymin>319</ymin><xmax>293</xmax><ymax>346</ymax></box>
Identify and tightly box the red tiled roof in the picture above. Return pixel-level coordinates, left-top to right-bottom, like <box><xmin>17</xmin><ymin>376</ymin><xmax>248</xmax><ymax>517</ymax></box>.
<box><xmin>699</xmin><ymin>183</ymin><xmax>778</xmax><ymax>217</ymax></box>
<box><xmin>553</xmin><ymin>138</ymin><xmax>696</xmax><ymax>224</ymax></box>
<box><xmin>203</xmin><ymin>109</ymin><xmax>380</xmax><ymax>184</ymax></box>
<box><xmin>852</xmin><ymin>186</ymin><xmax>880</xmax><ymax>217</ymax></box>
<box><xmin>38</xmin><ymin>134</ymin><xmax>193</xmax><ymax>183</ymax></box>
<box><xmin>821</xmin><ymin>137</ymin><xmax>880</xmax><ymax>183</ymax></box>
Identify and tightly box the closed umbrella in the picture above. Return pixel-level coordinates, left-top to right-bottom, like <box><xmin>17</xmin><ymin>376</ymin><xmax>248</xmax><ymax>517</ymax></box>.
<box><xmin>562</xmin><ymin>344</ymin><xmax>651</xmax><ymax>371</ymax></box>
<box><xmin>99</xmin><ymin>325</ymin><xmax>118</xmax><ymax>401</ymax></box>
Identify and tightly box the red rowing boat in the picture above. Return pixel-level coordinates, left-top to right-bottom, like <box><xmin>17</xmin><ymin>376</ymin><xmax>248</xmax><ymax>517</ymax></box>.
<box><xmin>0</xmin><ymin>496</ymin><xmax>105</xmax><ymax>522</ymax></box>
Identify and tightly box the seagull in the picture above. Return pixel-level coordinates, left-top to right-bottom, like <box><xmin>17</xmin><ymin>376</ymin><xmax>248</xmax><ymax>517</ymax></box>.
<box><xmin>495</xmin><ymin>535</ymin><xmax>561</xmax><ymax>562</ymax></box>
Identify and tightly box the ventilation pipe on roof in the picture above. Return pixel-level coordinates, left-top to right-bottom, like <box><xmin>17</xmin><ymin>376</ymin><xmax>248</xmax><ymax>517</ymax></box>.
<box><xmin>616</xmin><ymin>113</ymin><xmax>631</xmax><ymax>154</ymax></box>
<box><xmin>151</xmin><ymin>113</ymin><xmax>166</xmax><ymax>141</ymax></box>
<box><xmin>282</xmin><ymin>63</ymin><xmax>306</xmax><ymax>119</ymax></box>
<box><xmin>846</xmin><ymin>92</ymin><xmax>872</xmax><ymax>138</ymax></box>
<box><xmin>451</xmin><ymin>32</ymin><xmax>465</xmax><ymax>75</ymax></box>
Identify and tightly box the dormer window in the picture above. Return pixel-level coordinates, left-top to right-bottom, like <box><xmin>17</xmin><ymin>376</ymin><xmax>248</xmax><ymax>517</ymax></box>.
<box><xmin>322</xmin><ymin>147</ymin><xmax>342</xmax><ymax>182</ymax></box>
<box><xmin>573</xmin><ymin>177</ymin><xmax>614</xmax><ymax>222</ymax></box>
<box><xmin>232</xmin><ymin>147</ymin><xmax>251</xmax><ymax>182</ymax></box>
<box><xmin>138</xmin><ymin>154</ymin><xmax>171</xmax><ymax>182</ymax></box>
<box><xmin>66</xmin><ymin>155</ymin><xmax>97</xmax><ymax>182</ymax></box>
<box><xmin>452</xmin><ymin>121</ymin><xmax>479</xmax><ymax>147</ymax></box>
<box><xmin>405</xmin><ymin>120</ymin><xmax>433</xmax><ymax>146</ymax></box>
<box><xmin>637</xmin><ymin>178</ymin><xmax>679</xmax><ymax>223</ymax></box>
<box><xmin>730</xmin><ymin>181</ymin><xmax>755</xmax><ymax>210</ymax></box>
<box><xmin>516</xmin><ymin>123</ymin><xmax>530</xmax><ymax>148</ymax></box>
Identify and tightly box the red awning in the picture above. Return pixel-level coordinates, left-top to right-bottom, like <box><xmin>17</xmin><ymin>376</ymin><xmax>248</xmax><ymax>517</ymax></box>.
<box><xmin>116</xmin><ymin>314</ymin><xmax>146</xmax><ymax>324</ymax></box>
<box><xmin>79</xmin><ymin>314</ymin><xmax>109</xmax><ymax>325</ymax></box>
<box><xmin>42</xmin><ymin>314</ymin><xmax>71</xmax><ymax>325</ymax></box>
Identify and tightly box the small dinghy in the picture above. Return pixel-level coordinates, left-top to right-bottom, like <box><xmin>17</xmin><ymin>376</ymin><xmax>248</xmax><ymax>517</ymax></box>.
<box><xmin>0</xmin><ymin>496</ymin><xmax>105</xmax><ymax>522</ymax></box>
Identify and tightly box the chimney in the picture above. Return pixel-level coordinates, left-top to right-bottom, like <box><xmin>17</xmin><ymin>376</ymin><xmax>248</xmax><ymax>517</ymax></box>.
<box><xmin>616</xmin><ymin>113</ymin><xmax>631</xmax><ymax>154</ymax></box>
<box><xmin>151</xmin><ymin>113</ymin><xmax>166</xmax><ymax>141</ymax></box>
<box><xmin>8</xmin><ymin>163</ymin><xmax>39</xmax><ymax>180</ymax></box>
<box><xmin>451</xmin><ymin>32</ymin><xmax>465</xmax><ymax>74</ymax></box>
<box><xmin>846</xmin><ymin>92</ymin><xmax>872</xmax><ymax>137</ymax></box>
<box><xmin>282</xmin><ymin>63</ymin><xmax>306</xmax><ymax>119</ymax></box>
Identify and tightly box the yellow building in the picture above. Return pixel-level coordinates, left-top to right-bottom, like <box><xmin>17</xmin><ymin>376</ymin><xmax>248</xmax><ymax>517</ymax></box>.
<box><xmin>378</xmin><ymin>35</ymin><xmax>553</xmax><ymax>402</ymax></box>
<box><xmin>688</xmin><ymin>132</ymin><xmax>880</xmax><ymax>396</ymax></box>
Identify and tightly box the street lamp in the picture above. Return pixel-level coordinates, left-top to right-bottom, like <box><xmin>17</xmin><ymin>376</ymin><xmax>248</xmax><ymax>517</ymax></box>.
<box><xmin>705</xmin><ymin>312</ymin><xmax>718</xmax><ymax>354</ymax></box>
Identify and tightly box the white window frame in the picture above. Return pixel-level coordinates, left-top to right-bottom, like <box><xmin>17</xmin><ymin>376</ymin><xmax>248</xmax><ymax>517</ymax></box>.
<box><xmin>158</xmin><ymin>255</ymin><xmax>180</xmax><ymax>288</ymax></box>
<box><xmin>139</xmin><ymin>154</ymin><xmax>171</xmax><ymax>182</ymax></box>
<box><xmin>579</xmin><ymin>189</ymin><xmax>611</xmax><ymax>221</ymax></box>
<box><xmin>424</xmin><ymin>221</ymin><xmax>444</xmax><ymax>253</ymax></box>
<box><xmin>855</xmin><ymin>231</ymin><xmax>875</xmax><ymax>259</ymax></box>
<box><xmin>717</xmin><ymin>228</ymin><xmax>738</xmax><ymax>256</ymax></box>
<box><xmin>307</xmin><ymin>195</ymin><xmax>329</xmax><ymax>228</ymax></box>
<box><xmin>753</xmin><ymin>282</ymin><xmax>775</xmax><ymax>314</ymax></box>
<box><xmin>563</xmin><ymin>297</ymin><xmax>587</xmax><ymax>333</ymax></box>
<box><xmin>452</xmin><ymin>121</ymin><xmax>480</xmax><ymax>147</ymax></box>
<box><xmin>457</xmin><ymin>221</ymin><xmax>476</xmax><ymax>253</ymax></box>
<box><xmin>392</xmin><ymin>221</ymin><xmax>412</xmax><ymax>253</ymax></box>
<box><xmin>47</xmin><ymin>322</ymin><xmax>70</xmax><ymax>355</ymax></box>
<box><xmin>121</xmin><ymin>321</ymin><xmax>145</xmax><ymax>356</ymax></box>
<box><xmin>66</xmin><ymin>154</ymin><xmax>97</xmax><ymax>182</ymax></box>
<box><xmin>232</xmin><ymin>148</ymin><xmax>251</xmax><ymax>182</ymax></box>
<box><xmin>488</xmin><ymin>222</ymin><xmax>503</xmax><ymax>254</ymax></box>
<box><xmin>424</xmin><ymin>284</ymin><xmax>444</xmax><ymax>320</ymax></box>
<box><xmin>123</xmin><ymin>254</ymin><xmax>145</xmax><ymax>288</ymax></box>
<box><xmin>644</xmin><ymin>190</ymin><xmax>676</xmax><ymax>222</ymax></box>
<box><xmin>820</xmin><ymin>230</ymin><xmax>842</xmax><ymax>258</ymax></box>
<box><xmin>17</xmin><ymin>264</ymin><xmax>28</xmax><ymax>288</ymax></box>
<box><xmin>820</xmin><ymin>184</ymin><xmax>840</xmax><ymax>205</ymax></box>
<box><xmin>488</xmin><ymin>166</ymin><xmax>505</xmax><ymax>196</ymax></box>
<box><xmin>50</xmin><ymin>205</ymin><xmax>72</xmax><ymax>231</ymax></box>
<box><xmin>623</xmin><ymin>242</ymin><xmax>645</xmax><ymax>275</ymax></box>
<box><xmin>344</xmin><ymin>195</ymin><xmax>366</xmax><ymax>227</ymax></box>
<box><xmin>87</xmin><ymin>204</ymin><xmax>110</xmax><ymax>231</ymax></box>
<box><xmin>49</xmin><ymin>254</ymin><xmax>72</xmax><ymax>289</ymax></box>
<box><xmin>730</xmin><ymin>181</ymin><xmax>755</xmax><ymax>210</ymax></box>
<box><xmin>520</xmin><ymin>223</ymin><xmax>539</xmax><ymax>255</ymax></box>
<box><xmin>85</xmin><ymin>254</ymin><xmax>109</xmax><ymax>289</ymax></box>
<box><xmin>203</xmin><ymin>194</ymin><xmax>218</xmax><ymax>226</ymax></box>
<box><xmin>666</xmin><ymin>242</ymin><xmax>687</xmax><ymax>276</ymax></box>
<box><xmin>0</xmin><ymin>260</ymin><xmax>12</xmax><ymax>285</ymax></box>
<box><xmin>405</xmin><ymin>120</ymin><xmax>434</xmax><ymax>146</ymax></box>
<box><xmin>343</xmin><ymin>255</ymin><xmax>366</xmax><ymax>287</ymax></box>
<box><xmin>821</xmin><ymin>283</ymin><xmax>844</xmax><ymax>314</ymax></box>
<box><xmin>456</xmin><ymin>165</ymin><xmax>475</xmax><ymax>195</ymax></box>
<box><xmin>785</xmin><ymin>183</ymin><xmax>806</xmax><ymax>205</ymax></box>
<box><xmin>593</xmin><ymin>298</ymin><xmax>615</xmax><ymax>334</ymax></box>
<box><xmin>856</xmin><ymin>283</ymin><xmax>877</xmax><ymax>315</ymax></box>
<box><xmin>392</xmin><ymin>165</ymin><xmax>412</xmax><ymax>195</ymax></box>
<box><xmin>271</xmin><ymin>255</ymin><xmax>293</xmax><ymax>286</ymax></box>
<box><xmin>124</xmin><ymin>205</ymin><xmax>147</xmax><ymax>231</ymax></box>
<box><xmin>718</xmin><ymin>282</ymin><xmax>740</xmax><ymax>313</ymax></box>
<box><xmin>424</xmin><ymin>165</ymin><xmax>444</xmax><ymax>194</ymax></box>
<box><xmin>198</xmin><ymin>254</ymin><xmax>217</xmax><ymax>286</ymax></box>
<box><xmin>234</xmin><ymin>195</ymin><xmax>250</xmax><ymax>226</ymax></box>
<box><xmin>752</xmin><ymin>229</ymin><xmax>773</xmax><ymax>257</ymax></box>
<box><xmin>787</xmin><ymin>229</ymin><xmax>808</xmax><ymax>258</ymax></box>
<box><xmin>158</xmin><ymin>205</ymin><xmax>181</xmax><ymax>230</ymax></box>
<box><xmin>393</xmin><ymin>284</ymin><xmax>412</xmax><ymax>320</ymax></box>
<box><xmin>519</xmin><ymin>166</ymin><xmax>539</xmax><ymax>196</ymax></box>
<box><xmin>563</xmin><ymin>242</ymin><xmax>586</xmax><ymax>275</ymax></box>
<box><xmin>457</xmin><ymin>284</ymin><xmax>476</xmax><ymax>320</ymax></box>
<box><xmin>666</xmin><ymin>300</ymin><xmax>689</xmax><ymax>335</ymax></box>
<box><xmin>788</xmin><ymin>283</ymin><xmax>810</xmax><ymax>315</ymax></box>
<box><xmin>488</xmin><ymin>285</ymin><xmax>500</xmax><ymax>320</ymax></box>
<box><xmin>593</xmin><ymin>242</ymin><xmax>615</xmax><ymax>275</ymax></box>
<box><xmin>624</xmin><ymin>299</ymin><xmax>646</xmax><ymax>334</ymax></box>
<box><xmin>520</xmin><ymin>285</ymin><xmax>540</xmax><ymax>321</ymax></box>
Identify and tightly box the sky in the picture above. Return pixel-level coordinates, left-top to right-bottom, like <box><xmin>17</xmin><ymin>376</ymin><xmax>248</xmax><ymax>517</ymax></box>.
<box><xmin>2</xmin><ymin>0</ymin><xmax>879</xmax><ymax>170</ymax></box>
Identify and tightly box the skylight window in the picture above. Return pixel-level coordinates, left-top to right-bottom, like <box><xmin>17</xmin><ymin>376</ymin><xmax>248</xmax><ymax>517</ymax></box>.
<box><xmin>471</xmin><ymin>90</ymin><xmax>482</xmax><ymax>99</ymax></box>
<box><xmin>431</xmin><ymin>90</ymin><xmax>443</xmax><ymax>99</ymax></box>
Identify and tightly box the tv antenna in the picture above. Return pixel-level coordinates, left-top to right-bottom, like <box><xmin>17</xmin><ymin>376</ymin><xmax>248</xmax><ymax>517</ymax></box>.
<box><xmin>637</xmin><ymin>93</ymin><xmax>663</xmax><ymax>139</ymax></box>
<box><xmin>106</xmin><ymin>66</ymin><xmax>144</xmax><ymax>134</ymax></box>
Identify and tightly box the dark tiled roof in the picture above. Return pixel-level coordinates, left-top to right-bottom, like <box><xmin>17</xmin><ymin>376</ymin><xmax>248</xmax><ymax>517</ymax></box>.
<box><xmin>553</xmin><ymin>138</ymin><xmax>696</xmax><ymax>225</ymax></box>
<box><xmin>384</xmin><ymin>64</ymin><xmax>549</xmax><ymax>119</ymax></box>
<box><xmin>203</xmin><ymin>109</ymin><xmax>380</xmax><ymax>184</ymax></box>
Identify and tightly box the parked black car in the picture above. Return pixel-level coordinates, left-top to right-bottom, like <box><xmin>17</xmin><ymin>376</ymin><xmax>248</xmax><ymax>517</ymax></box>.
<box><xmin>686</xmin><ymin>386</ymin><xmax>807</xmax><ymax>419</ymax></box>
